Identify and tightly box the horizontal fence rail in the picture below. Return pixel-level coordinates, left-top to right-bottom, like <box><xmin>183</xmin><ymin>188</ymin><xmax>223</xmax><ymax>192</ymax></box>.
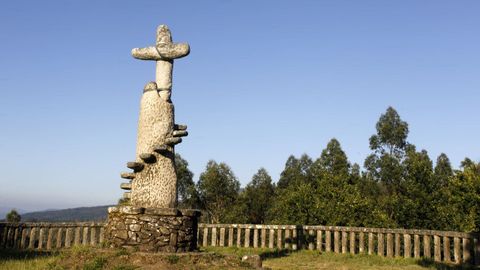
<box><xmin>197</xmin><ymin>224</ymin><xmax>480</xmax><ymax>266</ymax></box>
<box><xmin>1</xmin><ymin>222</ymin><xmax>479</xmax><ymax>265</ymax></box>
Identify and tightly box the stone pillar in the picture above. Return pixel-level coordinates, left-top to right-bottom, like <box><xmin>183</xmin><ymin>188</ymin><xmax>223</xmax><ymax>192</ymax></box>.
<box><xmin>414</xmin><ymin>234</ymin><xmax>420</xmax><ymax>258</ymax></box>
<box><xmin>106</xmin><ymin>25</ymin><xmax>200</xmax><ymax>253</ymax></box>
<box><xmin>387</xmin><ymin>233</ymin><xmax>393</xmax><ymax>257</ymax></box>
<box><xmin>443</xmin><ymin>236</ymin><xmax>451</xmax><ymax>263</ymax></box>
<box><xmin>260</xmin><ymin>228</ymin><xmax>266</xmax><ymax>248</ymax></box>
<box><xmin>317</xmin><ymin>230</ymin><xmax>323</xmax><ymax>251</ymax></box>
<box><xmin>368</xmin><ymin>232</ymin><xmax>374</xmax><ymax>255</ymax></box>
<box><xmin>269</xmin><ymin>229</ymin><xmax>274</xmax><ymax>249</ymax></box>
<box><xmin>326</xmin><ymin>230</ymin><xmax>332</xmax><ymax>252</ymax></box>
<box><xmin>359</xmin><ymin>232</ymin><xmax>365</xmax><ymax>253</ymax></box>
<box><xmin>404</xmin><ymin>234</ymin><xmax>411</xmax><ymax>258</ymax></box>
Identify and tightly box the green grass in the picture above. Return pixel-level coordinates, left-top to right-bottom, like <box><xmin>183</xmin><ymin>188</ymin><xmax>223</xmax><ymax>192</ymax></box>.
<box><xmin>1</xmin><ymin>247</ymin><xmax>477</xmax><ymax>270</ymax></box>
<box><xmin>202</xmin><ymin>247</ymin><xmax>478</xmax><ymax>270</ymax></box>
<box><xmin>0</xmin><ymin>249</ymin><xmax>59</xmax><ymax>270</ymax></box>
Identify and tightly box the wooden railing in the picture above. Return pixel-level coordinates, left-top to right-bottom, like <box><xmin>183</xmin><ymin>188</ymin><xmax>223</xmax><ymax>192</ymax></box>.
<box><xmin>198</xmin><ymin>224</ymin><xmax>480</xmax><ymax>265</ymax></box>
<box><xmin>1</xmin><ymin>222</ymin><xmax>479</xmax><ymax>265</ymax></box>
<box><xmin>0</xmin><ymin>222</ymin><xmax>104</xmax><ymax>250</ymax></box>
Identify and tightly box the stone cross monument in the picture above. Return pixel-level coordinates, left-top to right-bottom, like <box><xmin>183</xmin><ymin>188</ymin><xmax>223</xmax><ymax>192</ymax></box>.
<box><xmin>106</xmin><ymin>25</ymin><xmax>200</xmax><ymax>253</ymax></box>
<box><xmin>120</xmin><ymin>24</ymin><xmax>189</xmax><ymax>208</ymax></box>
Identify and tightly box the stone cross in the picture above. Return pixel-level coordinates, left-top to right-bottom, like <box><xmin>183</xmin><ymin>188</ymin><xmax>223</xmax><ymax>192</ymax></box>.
<box><xmin>120</xmin><ymin>25</ymin><xmax>189</xmax><ymax>208</ymax></box>
<box><xmin>131</xmin><ymin>25</ymin><xmax>190</xmax><ymax>100</ymax></box>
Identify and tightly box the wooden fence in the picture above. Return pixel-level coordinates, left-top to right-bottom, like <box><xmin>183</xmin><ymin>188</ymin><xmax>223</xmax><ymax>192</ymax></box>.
<box><xmin>198</xmin><ymin>224</ymin><xmax>480</xmax><ymax>265</ymax></box>
<box><xmin>1</xmin><ymin>222</ymin><xmax>479</xmax><ymax>265</ymax></box>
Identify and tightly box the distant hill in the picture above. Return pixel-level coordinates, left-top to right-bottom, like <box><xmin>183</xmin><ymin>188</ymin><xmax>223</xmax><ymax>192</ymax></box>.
<box><xmin>17</xmin><ymin>205</ymin><xmax>114</xmax><ymax>222</ymax></box>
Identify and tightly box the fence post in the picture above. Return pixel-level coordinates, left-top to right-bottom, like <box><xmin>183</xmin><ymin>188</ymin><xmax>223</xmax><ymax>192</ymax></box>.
<box><xmin>237</xmin><ymin>227</ymin><xmax>242</xmax><ymax>247</ymax></box>
<box><xmin>220</xmin><ymin>227</ymin><xmax>226</xmax><ymax>247</ymax></box>
<box><xmin>244</xmin><ymin>227</ymin><xmax>250</xmax><ymax>248</ymax></box>
<box><xmin>277</xmin><ymin>227</ymin><xmax>283</xmax><ymax>249</ymax></box>
<box><xmin>211</xmin><ymin>227</ymin><xmax>217</xmax><ymax>247</ymax></box>
<box><xmin>386</xmin><ymin>233</ymin><xmax>393</xmax><ymax>257</ymax></box>
<box><xmin>269</xmin><ymin>228</ymin><xmax>274</xmax><ymax>249</ymax></box>
<box><xmin>358</xmin><ymin>232</ymin><xmax>365</xmax><ymax>253</ymax></box>
<box><xmin>368</xmin><ymin>232</ymin><xmax>374</xmax><ymax>255</ymax></box>
<box><xmin>341</xmin><ymin>231</ymin><xmax>347</xmax><ymax>254</ymax></box>
<box><xmin>82</xmin><ymin>227</ymin><xmax>89</xmax><ymax>245</ymax></box>
<box><xmin>443</xmin><ymin>236</ymin><xmax>450</xmax><ymax>263</ymax></box>
<box><xmin>434</xmin><ymin>235</ymin><xmax>441</xmax><ymax>262</ymax></box>
<box><xmin>90</xmin><ymin>226</ymin><xmax>97</xmax><ymax>246</ymax></box>
<box><xmin>13</xmin><ymin>227</ymin><xmax>20</xmax><ymax>248</ymax></box>
<box><xmin>404</xmin><ymin>234</ymin><xmax>411</xmax><ymax>258</ymax></box>
<box><xmin>38</xmin><ymin>227</ymin><xmax>46</xmax><ymax>250</ymax></box>
<box><xmin>423</xmin><ymin>235</ymin><xmax>431</xmax><ymax>258</ymax></box>
<box><xmin>46</xmin><ymin>227</ymin><xmax>53</xmax><ymax>250</ymax></box>
<box><xmin>325</xmin><ymin>230</ymin><xmax>331</xmax><ymax>252</ymax></box>
<box><xmin>260</xmin><ymin>227</ymin><xmax>266</xmax><ymax>248</ymax></box>
<box><xmin>56</xmin><ymin>228</ymin><xmax>63</xmax><ymax>248</ymax></box>
<box><xmin>253</xmin><ymin>227</ymin><xmax>258</xmax><ymax>248</ymax></box>
<box><xmin>65</xmin><ymin>228</ymin><xmax>72</xmax><ymax>248</ymax></box>
<box><xmin>20</xmin><ymin>227</ymin><xmax>28</xmax><ymax>249</ymax></box>
<box><xmin>285</xmin><ymin>228</ymin><xmax>291</xmax><ymax>249</ymax></box>
<box><xmin>317</xmin><ymin>230</ymin><xmax>323</xmax><ymax>251</ymax></box>
<box><xmin>414</xmin><ymin>234</ymin><xmax>420</xmax><ymax>258</ymax></box>
<box><xmin>99</xmin><ymin>227</ymin><xmax>104</xmax><ymax>245</ymax></box>
<box><xmin>202</xmin><ymin>227</ymin><xmax>208</xmax><ymax>247</ymax></box>
<box><xmin>334</xmin><ymin>230</ymin><xmax>340</xmax><ymax>253</ymax></box>
<box><xmin>74</xmin><ymin>227</ymin><xmax>81</xmax><ymax>246</ymax></box>
<box><xmin>395</xmin><ymin>233</ymin><xmax>401</xmax><ymax>257</ymax></box>
<box><xmin>377</xmin><ymin>232</ymin><xmax>384</xmax><ymax>256</ymax></box>
<box><xmin>454</xmin><ymin>237</ymin><xmax>461</xmax><ymax>264</ymax></box>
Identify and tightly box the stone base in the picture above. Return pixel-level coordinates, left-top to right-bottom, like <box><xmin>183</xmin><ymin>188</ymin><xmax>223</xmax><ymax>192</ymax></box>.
<box><xmin>105</xmin><ymin>206</ymin><xmax>201</xmax><ymax>252</ymax></box>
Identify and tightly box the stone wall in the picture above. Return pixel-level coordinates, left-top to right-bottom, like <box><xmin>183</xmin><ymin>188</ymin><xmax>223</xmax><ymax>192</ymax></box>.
<box><xmin>105</xmin><ymin>206</ymin><xmax>200</xmax><ymax>252</ymax></box>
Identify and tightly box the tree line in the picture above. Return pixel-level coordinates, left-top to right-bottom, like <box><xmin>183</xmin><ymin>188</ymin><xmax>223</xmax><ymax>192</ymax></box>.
<box><xmin>175</xmin><ymin>107</ymin><xmax>479</xmax><ymax>232</ymax></box>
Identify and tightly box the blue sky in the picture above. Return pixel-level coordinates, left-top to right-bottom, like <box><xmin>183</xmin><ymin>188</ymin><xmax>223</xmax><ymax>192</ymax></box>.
<box><xmin>0</xmin><ymin>1</ymin><xmax>479</xmax><ymax>212</ymax></box>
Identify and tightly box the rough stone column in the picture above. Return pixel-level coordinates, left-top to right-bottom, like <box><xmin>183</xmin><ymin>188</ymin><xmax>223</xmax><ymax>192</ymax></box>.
<box><xmin>125</xmin><ymin>25</ymin><xmax>190</xmax><ymax>209</ymax></box>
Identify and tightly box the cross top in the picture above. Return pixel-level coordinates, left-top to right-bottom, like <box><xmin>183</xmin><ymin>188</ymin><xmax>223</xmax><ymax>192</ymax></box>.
<box><xmin>131</xmin><ymin>25</ymin><xmax>190</xmax><ymax>61</ymax></box>
<box><xmin>131</xmin><ymin>25</ymin><xmax>190</xmax><ymax>93</ymax></box>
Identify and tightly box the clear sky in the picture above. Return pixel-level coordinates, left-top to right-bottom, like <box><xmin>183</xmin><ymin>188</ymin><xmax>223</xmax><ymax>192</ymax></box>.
<box><xmin>0</xmin><ymin>0</ymin><xmax>479</xmax><ymax>212</ymax></box>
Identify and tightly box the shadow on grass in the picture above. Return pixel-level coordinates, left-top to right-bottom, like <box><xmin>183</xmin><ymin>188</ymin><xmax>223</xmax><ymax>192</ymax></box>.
<box><xmin>258</xmin><ymin>248</ymin><xmax>298</xmax><ymax>260</ymax></box>
<box><xmin>417</xmin><ymin>258</ymin><xmax>477</xmax><ymax>270</ymax></box>
<box><xmin>0</xmin><ymin>248</ymin><xmax>56</xmax><ymax>261</ymax></box>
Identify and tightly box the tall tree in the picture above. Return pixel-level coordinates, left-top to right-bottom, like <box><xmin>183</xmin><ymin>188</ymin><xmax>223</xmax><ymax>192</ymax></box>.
<box><xmin>270</xmin><ymin>154</ymin><xmax>315</xmax><ymax>224</ymax></box>
<box><xmin>363</xmin><ymin>107</ymin><xmax>410</xmax><ymax>226</ymax></box>
<box><xmin>311</xmin><ymin>138</ymin><xmax>349</xmax><ymax>178</ymax></box>
<box><xmin>277</xmin><ymin>154</ymin><xmax>313</xmax><ymax>189</ymax></box>
<box><xmin>365</xmin><ymin>107</ymin><xmax>409</xmax><ymax>195</ymax></box>
<box><xmin>398</xmin><ymin>146</ymin><xmax>436</xmax><ymax>229</ymax></box>
<box><xmin>369</xmin><ymin>106</ymin><xmax>409</xmax><ymax>157</ymax></box>
<box><xmin>241</xmin><ymin>168</ymin><xmax>275</xmax><ymax>224</ymax></box>
<box><xmin>433</xmin><ymin>153</ymin><xmax>454</xmax><ymax>192</ymax></box>
<box><xmin>436</xmin><ymin>159</ymin><xmax>480</xmax><ymax>232</ymax></box>
<box><xmin>197</xmin><ymin>160</ymin><xmax>240</xmax><ymax>223</ymax></box>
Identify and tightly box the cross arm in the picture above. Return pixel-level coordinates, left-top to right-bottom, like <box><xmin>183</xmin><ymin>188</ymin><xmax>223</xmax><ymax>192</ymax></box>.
<box><xmin>131</xmin><ymin>43</ymin><xmax>190</xmax><ymax>61</ymax></box>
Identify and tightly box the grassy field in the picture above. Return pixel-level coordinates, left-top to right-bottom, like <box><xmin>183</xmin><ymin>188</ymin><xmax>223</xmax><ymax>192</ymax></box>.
<box><xmin>0</xmin><ymin>246</ymin><xmax>477</xmax><ymax>270</ymax></box>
